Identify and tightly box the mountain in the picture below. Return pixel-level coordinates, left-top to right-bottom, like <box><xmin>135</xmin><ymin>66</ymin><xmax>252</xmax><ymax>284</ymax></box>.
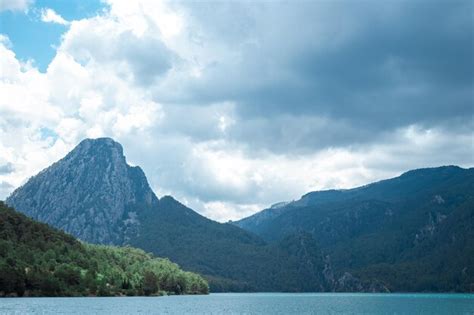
<box><xmin>6</xmin><ymin>138</ymin><xmax>331</xmax><ymax>292</ymax></box>
<box><xmin>0</xmin><ymin>201</ymin><xmax>208</xmax><ymax>297</ymax></box>
<box><xmin>234</xmin><ymin>166</ymin><xmax>474</xmax><ymax>292</ymax></box>
<box><xmin>129</xmin><ymin>196</ymin><xmax>333</xmax><ymax>292</ymax></box>
<box><xmin>6</xmin><ymin>138</ymin><xmax>155</xmax><ymax>245</ymax></box>
<box><xmin>8</xmin><ymin>138</ymin><xmax>472</xmax><ymax>292</ymax></box>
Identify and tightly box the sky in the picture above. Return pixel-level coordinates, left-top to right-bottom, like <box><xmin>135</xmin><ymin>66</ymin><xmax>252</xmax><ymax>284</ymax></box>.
<box><xmin>0</xmin><ymin>0</ymin><xmax>473</xmax><ymax>222</ymax></box>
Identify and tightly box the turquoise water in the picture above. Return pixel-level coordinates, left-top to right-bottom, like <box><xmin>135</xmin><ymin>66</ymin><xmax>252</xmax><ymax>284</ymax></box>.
<box><xmin>0</xmin><ymin>293</ymin><xmax>473</xmax><ymax>314</ymax></box>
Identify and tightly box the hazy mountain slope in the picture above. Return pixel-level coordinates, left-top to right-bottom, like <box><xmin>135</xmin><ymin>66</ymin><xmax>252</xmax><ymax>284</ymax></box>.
<box><xmin>235</xmin><ymin>201</ymin><xmax>291</xmax><ymax>233</ymax></box>
<box><xmin>234</xmin><ymin>166</ymin><xmax>474</xmax><ymax>292</ymax></box>
<box><xmin>235</xmin><ymin>166</ymin><xmax>473</xmax><ymax>240</ymax></box>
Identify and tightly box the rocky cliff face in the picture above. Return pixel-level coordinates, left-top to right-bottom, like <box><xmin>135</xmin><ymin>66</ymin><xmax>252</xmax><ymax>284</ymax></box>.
<box><xmin>6</xmin><ymin>138</ymin><xmax>157</xmax><ymax>244</ymax></box>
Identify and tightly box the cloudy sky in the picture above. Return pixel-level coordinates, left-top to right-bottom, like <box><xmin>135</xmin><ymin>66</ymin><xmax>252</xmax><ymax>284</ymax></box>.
<box><xmin>0</xmin><ymin>0</ymin><xmax>473</xmax><ymax>222</ymax></box>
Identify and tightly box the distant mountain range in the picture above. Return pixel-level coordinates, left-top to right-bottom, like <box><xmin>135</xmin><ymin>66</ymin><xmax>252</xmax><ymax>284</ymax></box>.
<box><xmin>5</xmin><ymin>138</ymin><xmax>474</xmax><ymax>292</ymax></box>
<box><xmin>234</xmin><ymin>165</ymin><xmax>474</xmax><ymax>292</ymax></box>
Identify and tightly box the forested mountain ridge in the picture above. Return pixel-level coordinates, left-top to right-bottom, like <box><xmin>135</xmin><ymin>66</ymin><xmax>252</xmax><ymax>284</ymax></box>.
<box><xmin>5</xmin><ymin>138</ymin><xmax>333</xmax><ymax>292</ymax></box>
<box><xmin>130</xmin><ymin>195</ymin><xmax>334</xmax><ymax>292</ymax></box>
<box><xmin>0</xmin><ymin>201</ymin><xmax>208</xmax><ymax>297</ymax></box>
<box><xmin>6</xmin><ymin>137</ymin><xmax>472</xmax><ymax>292</ymax></box>
<box><xmin>235</xmin><ymin>166</ymin><xmax>473</xmax><ymax>237</ymax></box>
<box><xmin>234</xmin><ymin>166</ymin><xmax>474</xmax><ymax>292</ymax></box>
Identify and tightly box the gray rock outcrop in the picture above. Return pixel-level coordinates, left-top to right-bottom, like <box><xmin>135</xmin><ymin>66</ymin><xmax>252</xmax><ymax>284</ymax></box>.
<box><xmin>6</xmin><ymin>138</ymin><xmax>157</xmax><ymax>244</ymax></box>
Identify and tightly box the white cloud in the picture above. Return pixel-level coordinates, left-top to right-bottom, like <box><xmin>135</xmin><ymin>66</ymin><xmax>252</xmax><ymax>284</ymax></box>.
<box><xmin>1</xmin><ymin>0</ymin><xmax>472</xmax><ymax>224</ymax></box>
<box><xmin>0</xmin><ymin>0</ymin><xmax>32</xmax><ymax>12</ymax></box>
<box><xmin>0</xmin><ymin>31</ymin><xmax>164</xmax><ymax>199</ymax></box>
<box><xmin>104</xmin><ymin>0</ymin><xmax>183</xmax><ymax>39</ymax></box>
<box><xmin>0</xmin><ymin>34</ymin><xmax>12</xmax><ymax>47</ymax></box>
<box><xmin>131</xmin><ymin>122</ymin><xmax>472</xmax><ymax>222</ymax></box>
<box><xmin>40</xmin><ymin>8</ymin><xmax>69</xmax><ymax>25</ymax></box>
<box><xmin>202</xmin><ymin>201</ymin><xmax>263</xmax><ymax>223</ymax></box>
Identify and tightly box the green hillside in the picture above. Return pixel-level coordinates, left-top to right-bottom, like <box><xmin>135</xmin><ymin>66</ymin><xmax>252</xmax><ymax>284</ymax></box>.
<box><xmin>0</xmin><ymin>201</ymin><xmax>208</xmax><ymax>297</ymax></box>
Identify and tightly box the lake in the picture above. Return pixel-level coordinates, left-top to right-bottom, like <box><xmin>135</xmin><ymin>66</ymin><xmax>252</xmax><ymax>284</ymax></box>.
<box><xmin>0</xmin><ymin>293</ymin><xmax>473</xmax><ymax>314</ymax></box>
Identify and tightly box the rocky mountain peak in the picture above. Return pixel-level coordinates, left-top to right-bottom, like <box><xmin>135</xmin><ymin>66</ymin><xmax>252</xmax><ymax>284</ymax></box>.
<box><xmin>6</xmin><ymin>138</ymin><xmax>157</xmax><ymax>245</ymax></box>
<box><xmin>60</xmin><ymin>138</ymin><xmax>126</xmax><ymax>169</ymax></box>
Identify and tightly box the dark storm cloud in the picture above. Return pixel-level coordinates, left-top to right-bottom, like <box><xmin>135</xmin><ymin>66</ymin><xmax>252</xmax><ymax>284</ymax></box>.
<box><xmin>271</xmin><ymin>1</ymin><xmax>473</xmax><ymax>121</ymax></box>
<box><xmin>117</xmin><ymin>31</ymin><xmax>173</xmax><ymax>86</ymax></box>
<box><xmin>152</xmin><ymin>0</ymin><xmax>473</xmax><ymax>153</ymax></box>
<box><xmin>235</xmin><ymin>1</ymin><xmax>473</xmax><ymax>121</ymax></box>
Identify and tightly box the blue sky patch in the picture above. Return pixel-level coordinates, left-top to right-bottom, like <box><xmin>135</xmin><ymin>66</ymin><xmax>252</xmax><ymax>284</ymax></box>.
<box><xmin>0</xmin><ymin>0</ymin><xmax>105</xmax><ymax>72</ymax></box>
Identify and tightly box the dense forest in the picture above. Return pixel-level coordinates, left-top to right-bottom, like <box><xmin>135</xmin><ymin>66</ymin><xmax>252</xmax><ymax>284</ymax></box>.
<box><xmin>0</xmin><ymin>201</ymin><xmax>208</xmax><ymax>297</ymax></box>
<box><xmin>131</xmin><ymin>196</ymin><xmax>332</xmax><ymax>292</ymax></box>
